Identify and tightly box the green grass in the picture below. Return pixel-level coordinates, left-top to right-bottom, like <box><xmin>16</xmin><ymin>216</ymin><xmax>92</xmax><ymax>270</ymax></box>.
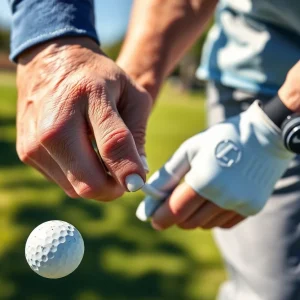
<box><xmin>0</xmin><ymin>73</ymin><xmax>226</xmax><ymax>300</ymax></box>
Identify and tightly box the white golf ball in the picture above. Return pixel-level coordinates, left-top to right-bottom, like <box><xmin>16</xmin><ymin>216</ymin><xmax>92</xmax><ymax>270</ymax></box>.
<box><xmin>25</xmin><ymin>220</ymin><xmax>84</xmax><ymax>279</ymax></box>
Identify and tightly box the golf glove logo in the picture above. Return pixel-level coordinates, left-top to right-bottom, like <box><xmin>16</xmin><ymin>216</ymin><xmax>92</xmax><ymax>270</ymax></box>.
<box><xmin>215</xmin><ymin>140</ymin><xmax>242</xmax><ymax>167</ymax></box>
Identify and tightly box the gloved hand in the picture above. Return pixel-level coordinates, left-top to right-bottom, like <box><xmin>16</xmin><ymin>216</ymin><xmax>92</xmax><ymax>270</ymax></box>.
<box><xmin>137</xmin><ymin>101</ymin><xmax>295</xmax><ymax>230</ymax></box>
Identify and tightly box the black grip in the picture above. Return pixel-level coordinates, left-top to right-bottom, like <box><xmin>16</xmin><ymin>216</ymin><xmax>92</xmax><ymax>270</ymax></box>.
<box><xmin>263</xmin><ymin>95</ymin><xmax>294</xmax><ymax>127</ymax></box>
<box><xmin>281</xmin><ymin>115</ymin><xmax>300</xmax><ymax>154</ymax></box>
<box><xmin>262</xmin><ymin>95</ymin><xmax>300</xmax><ymax>154</ymax></box>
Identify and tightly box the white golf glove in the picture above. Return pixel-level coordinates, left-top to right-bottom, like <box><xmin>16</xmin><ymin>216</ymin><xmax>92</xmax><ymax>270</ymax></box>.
<box><xmin>137</xmin><ymin>101</ymin><xmax>295</xmax><ymax>221</ymax></box>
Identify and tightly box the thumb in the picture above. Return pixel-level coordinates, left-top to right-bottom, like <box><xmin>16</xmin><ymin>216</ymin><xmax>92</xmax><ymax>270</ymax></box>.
<box><xmin>89</xmin><ymin>97</ymin><xmax>146</xmax><ymax>192</ymax></box>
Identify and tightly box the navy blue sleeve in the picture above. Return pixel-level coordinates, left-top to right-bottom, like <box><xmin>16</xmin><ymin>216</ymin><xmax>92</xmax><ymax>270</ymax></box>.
<box><xmin>8</xmin><ymin>0</ymin><xmax>99</xmax><ymax>62</ymax></box>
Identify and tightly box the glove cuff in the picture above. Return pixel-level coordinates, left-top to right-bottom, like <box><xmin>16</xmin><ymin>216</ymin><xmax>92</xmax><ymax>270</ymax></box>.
<box><xmin>244</xmin><ymin>101</ymin><xmax>294</xmax><ymax>159</ymax></box>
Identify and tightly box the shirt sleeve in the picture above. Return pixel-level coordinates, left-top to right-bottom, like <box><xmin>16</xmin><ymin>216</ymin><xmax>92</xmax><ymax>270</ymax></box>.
<box><xmin>8</xmin><ymin>0</ymin><xmax>100</xmax><ymax>62</ymax></box>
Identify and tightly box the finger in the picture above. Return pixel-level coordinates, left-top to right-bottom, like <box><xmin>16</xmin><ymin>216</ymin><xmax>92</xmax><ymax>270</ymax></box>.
<box><xmin>16</xmin><ymin>107</ymin><xmax>78</xmax><ymax>198</ymax></box>
<box><xmin>220</xmin><ymin>214</ymin><xmax>245</xmax><ymax>229</ymax></box>
<box><xmin>28</xmin><ymin>148</ymin><xmax>79</xmax><ymax>198</ymax></box>
<box><xmin>178</xmin><ymin>201</ymin><xmax>224</xmax><ymax>230</ymax></box>
<box><xmin>88</xmin><ymin>89</ymin><xmax>146</xmax><ymax>192</ymax></box>
<box><xmin>201</xmin><ymin>211</ymin><xmax>242</xmax><ymax>229</ymax></box>
<box><xmin>18</xmin><ymin>141</ymin><xmax>79</xmax><ymax>198</ymax></box>
<box><xmin>151</xmin><ymin>182</ymin><xmax>206</xmax><ymax>230</ymax></box>
<box><xmin>26</xmin><ymin>157</ymin><xmax>54</xmax><ymax>182</ymax></box>
<box><xmin>38</xmin><ymin>111</ymin><xmax>124</xmax><ymax>200</ymax></box>
<box><xmin>119</xmin><ymin>78</ymin><xmax>152</xmax><ymax>158</ymax></box>
<box><xmin>27</xmin><ymin>157</ymin><xmax>81</xmax><ymax>198</ymax></box>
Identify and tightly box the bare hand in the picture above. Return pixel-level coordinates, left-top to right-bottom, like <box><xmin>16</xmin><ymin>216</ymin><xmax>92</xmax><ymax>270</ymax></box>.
<box><xmin>16</xmin><ymin>37</ymin><xmax>152</xmax><ymax>200</ymax></box>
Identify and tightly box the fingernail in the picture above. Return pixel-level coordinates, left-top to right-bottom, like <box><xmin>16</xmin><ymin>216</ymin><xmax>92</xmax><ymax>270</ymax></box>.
<box><xmin>140</xmin><ymin>155</ymin><xmax>149</xmax><ymax>173</ymax></box>
<box><xmin>125</xmin><ymin>174</ymin><xmax>145</xmax><ymax>192</ymax></box>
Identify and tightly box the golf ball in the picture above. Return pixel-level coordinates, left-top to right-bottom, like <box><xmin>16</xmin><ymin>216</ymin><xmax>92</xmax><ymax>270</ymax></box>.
<box><xmin>25</xmin><ymin>220</ymin><xmax>84</xmax><ymax>279</ymax></box>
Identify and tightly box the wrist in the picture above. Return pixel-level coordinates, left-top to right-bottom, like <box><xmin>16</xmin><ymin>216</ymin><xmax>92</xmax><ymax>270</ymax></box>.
<box><xmin>9</xmin><ymin>0</ymin><xmax>98</xmax><ymax>62</ymax></box>
<box><xmin>18</xmin><ymin>37</ymin><xmax>101</xmax><ymax>65</ymax></box>
<box><xmin>117</xmin><ymin>58</ymin><xmax>162</xmax><ymax>100</ymax></box>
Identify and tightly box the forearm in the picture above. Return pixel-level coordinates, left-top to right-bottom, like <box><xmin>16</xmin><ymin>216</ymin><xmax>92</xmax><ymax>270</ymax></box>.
<box><xmin>9</xmin><ymin>0</ymin><xmax>99</xmax><ymax>62</ymax></box>
<box><xmin>117</xmin><ymin>0</ymin><xmax>217</xmax><ymax>99</ymax></box>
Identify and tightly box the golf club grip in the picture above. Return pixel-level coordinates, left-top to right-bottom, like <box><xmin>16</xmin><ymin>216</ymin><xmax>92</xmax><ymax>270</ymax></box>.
<box><xmin>281</xmin><ymin>114</ymin><xmax>300</xmax><ymax>154</ymax></box>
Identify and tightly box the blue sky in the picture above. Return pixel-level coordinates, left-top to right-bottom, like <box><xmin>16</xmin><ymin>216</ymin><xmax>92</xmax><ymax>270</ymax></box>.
<box><xmin>0</xmin><ymin>0</ymin><xmax>133</xmax><ymax>45</ymax></box>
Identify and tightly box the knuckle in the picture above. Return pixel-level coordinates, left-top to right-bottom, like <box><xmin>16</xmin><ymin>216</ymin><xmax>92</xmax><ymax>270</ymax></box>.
<box><xmin>101</xmin><ymin>128</ymin><xmax>132</xmax><ymax>160</ymax></box>
<box><xmin>18</xmin><ymin>151</ymin><xmax>30</xmax><ymax>164</ymax></box>
<box><xmin>16</xmin><ymin>144</ymin><xmax>27</xmax><ymax>163</ymax></box>
<box><xmin>90</xmin><ymin>102</ymin><xmax>113</xmax><ymax>127</ymax></box>
<box><xmin>38</xmin><ymin>124</ymin><xmax>74</xmax><ymax>156</ymax></box>
<box><xmin>70</xmin><ymin>78</ymin><xmax>90</xmax><ymax>96</ymax></box>
<box><xmin>67</xmin><ymin>76</ymin><xmax>96</xmax><ymax>101</ymax></box>
<box><xmin>88</xmin><ymin>81</ymin><xmax>120</xmax><ymax>122</ymax></box>
<box><xmin>18</xmin><ymin>142</ymin><xmax>40</xmax><ymax>164</ymax></box>
<box><xmin>37</xmin><ymin>123</ymin><xmax>60</xmax><ymax>146</ymax></box>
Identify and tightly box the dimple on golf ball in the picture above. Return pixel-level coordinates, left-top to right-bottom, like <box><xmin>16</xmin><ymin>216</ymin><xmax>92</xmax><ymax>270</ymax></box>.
<box><xmin>25</xmin><ymin>220</ymin><xmax>84</xmax><ymax>279</ymax></box>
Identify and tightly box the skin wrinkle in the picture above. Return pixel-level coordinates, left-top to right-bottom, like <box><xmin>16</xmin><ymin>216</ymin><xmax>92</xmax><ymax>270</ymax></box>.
<box><xmin>39</xmin><ymin>76</ymin><xmax>95</xmax><ymax>140</ymax></box>
<box><xmin>88</xmin><ymin>85</ymin><xmax>112</xmax><ymax>126</ymax></box>
<box><xmin>38</xmin><ymin>100</ymin><xmax>72</xmax><ymax>140</ymax></box>
<box><xmin>16</xmin><ymin>95</ymin><xmax>78</xmax><ymax>197</ymax></box>
<box><xmin>117</xmin><ymin>81</ymin><xmax>151</xmax><ymax>155</ymax></box>
<box><xmin>101</xmin><ymin>129</ymin><xmax>132</xmax><ymax>161</ymax></box>
<box><xmin>15</xmin><ymin>34</ymin><xmax>150</xmax><ymax>200</ymax></box>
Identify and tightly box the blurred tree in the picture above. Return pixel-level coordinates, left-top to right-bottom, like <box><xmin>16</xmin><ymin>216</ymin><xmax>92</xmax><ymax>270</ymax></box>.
<box><xmin>0</xmin><ymin>28</ymin><xmax>15</xmax><ymax>71</ymax></box>
<box><xmin>0</xmin><ymin>28</ymin><xmax>10</xmax><ymax>52</ymax></box>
